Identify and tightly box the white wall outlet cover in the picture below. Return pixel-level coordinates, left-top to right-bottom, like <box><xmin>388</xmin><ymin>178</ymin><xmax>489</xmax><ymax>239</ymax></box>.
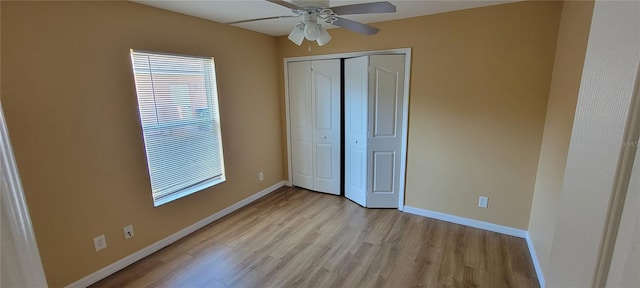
<box><xmin>259</xmin><ymin>172</ymin><xmax>264</xmax><ymax>181</ymax></box>
<box><xmin>93</xmin><ymin>235</ymin><xmax>107</xmax><ymax>251</ymax></box>
<box><xmin>123</xmin><ymin>225</ymin><xmax>134</xmax><ymax>239</ymax></box>
<box><xmin>478</xmin><ymin>196</ymin><xmax>489</xmax><ymax>208</ymax></box>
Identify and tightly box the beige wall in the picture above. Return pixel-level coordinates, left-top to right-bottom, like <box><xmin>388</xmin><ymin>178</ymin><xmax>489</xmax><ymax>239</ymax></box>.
<box><xmin>527</xmin><ymin>0</ymin><xmax>594</xmax><ymax>280</ymax></box>
<box><xmin>278</xmin><ymin>1</ymin><xmax>562</xmax><ymax>229</ymax></box>
<box><xmin>1</xmin><ymin>2</ymin><xmax>283</xmax><ymax>287</ymax></box>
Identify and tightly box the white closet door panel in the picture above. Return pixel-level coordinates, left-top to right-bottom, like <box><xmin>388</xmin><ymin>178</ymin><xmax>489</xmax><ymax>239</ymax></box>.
<box><xmin>349</xmin><ymin>147</ymin><xmax>366</xmax><ymax>185</ymax></box>
<box><xmin>373</xmin><ymin>68</ymin><xmax>399</xmax><ymax>137</ymax></box>
<box><xmin>292</xmin><ymin>140</ymin><xmax>313</xmax><ymax>182</ymax></box>
<box><xmin>315</xmin><ymin>143</ymin><xmax>334</xmax><ymax>179</ymax></box>
<box><xmin>367</xmin><ymin>55</ymin><xmax>405</xmax><ymax>208</ymax></box>
<box><xmin>314</xmin><ymin>72</ymin><xmax>333</xmax><ymax>130</ymax></box>
<box><xmin>288</xmin><ymin>61</ymin><xmax>314</xmax><ymax>190</ymax></box>
<box><xmin>372</xmin><ymin>151</ymin><xmax>395</xmax><ymax>193</ymax></box>
<box><xmin>345</xmin><ymin>56</ymin><xmax>369</xmax><ymax>206</ymax></box>
<box><xmin>312</xmin><ymin>59</ymin><xmax>341</xmax><ymax>195</ymax></box>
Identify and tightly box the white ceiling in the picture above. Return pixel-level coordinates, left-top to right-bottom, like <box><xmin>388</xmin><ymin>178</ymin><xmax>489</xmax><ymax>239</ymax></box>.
<box><xmin>131</xmin><ymin>0</ymin><xmax>519</xmax><ymax>36</ymax></box>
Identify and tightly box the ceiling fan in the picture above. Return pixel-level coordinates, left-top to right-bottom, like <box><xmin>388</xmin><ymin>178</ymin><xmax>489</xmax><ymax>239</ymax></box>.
<box><xmin>227</xmin><ymin>0</ymin><xmax>396</xmax><ymax>46</ymax></box>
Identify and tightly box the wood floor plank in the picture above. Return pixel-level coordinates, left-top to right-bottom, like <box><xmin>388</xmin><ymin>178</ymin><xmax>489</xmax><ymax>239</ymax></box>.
<box><xmin>91</xmin><ymin>187</ymin><xmax>539</xmax><ymax>288</ymax></box>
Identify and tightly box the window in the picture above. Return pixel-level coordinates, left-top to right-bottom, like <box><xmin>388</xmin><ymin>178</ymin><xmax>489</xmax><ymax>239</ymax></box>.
<box><xmin>130</xmin><ymin>50</ymin><xmax>225</xmax><ymax>206</ymax></box>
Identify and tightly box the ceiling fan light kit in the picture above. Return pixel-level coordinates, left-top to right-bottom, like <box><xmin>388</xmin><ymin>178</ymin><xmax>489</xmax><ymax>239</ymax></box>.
<box><xmin>234</xmin><ymin>0</ymin><xmax>397</xmax><ymax>47</ymax></box>
<box><xmin>288</xmin><ymin>13</ymin><xmax>332</xmax><ymax>46</ymax></box>
<box><xmin>288</xmin><ymin>9</ymin><xmax>335</xmax><ymax>46</ymax></box>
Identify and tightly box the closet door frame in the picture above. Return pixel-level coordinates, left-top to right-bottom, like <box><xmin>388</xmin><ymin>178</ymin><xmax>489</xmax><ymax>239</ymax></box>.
<box><xmin>284</xmin><ymin>48</ymin><xmax>412</xmax><ymax>210</ymax></box>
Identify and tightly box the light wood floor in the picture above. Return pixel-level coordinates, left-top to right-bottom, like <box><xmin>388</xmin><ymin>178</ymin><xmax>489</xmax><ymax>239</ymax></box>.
<box><xmin>92</xmin><ymin>187</ymin><xmax>539</xmax><ymax>288</ymax></box>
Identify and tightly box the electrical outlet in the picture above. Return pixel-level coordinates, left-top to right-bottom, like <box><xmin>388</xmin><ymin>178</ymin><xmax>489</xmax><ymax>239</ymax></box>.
<box><xmin>478</xmin><ymin>196</ymin><xmax>489</xmax><ymax>208</ymax></box>
<box><xmin>259</xmin><ymin>172</ymin><xmax>264</xmax><ymax>181</ymax></box>
<box><xmin>93</xmin><ymin>235</ymin><xmax>107</xmax><ymax>251</ymax></box>
<box><xmin>123</xmin><ymin>225</ymin><xmax>134</xmax><ymax>239</ymax></box>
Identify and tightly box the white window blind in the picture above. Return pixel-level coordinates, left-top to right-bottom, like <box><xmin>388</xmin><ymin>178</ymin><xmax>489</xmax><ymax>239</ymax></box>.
<box><xmin>130</xmin><ymin>50</ymin><xmax>225</xmax><ymax>206</ymax></box>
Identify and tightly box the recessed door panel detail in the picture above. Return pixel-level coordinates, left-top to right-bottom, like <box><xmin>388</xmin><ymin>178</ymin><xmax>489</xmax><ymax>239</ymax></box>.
<box><xmin>373</xmin><ymin>68</ymin><xmax>398</xmax><ymax>138</ymax></box>
<box><xmin>315</xmin><ymin>72</ymin><xmax>333</xmax><ymax>130</ymax></box>
<box><xmin>349</xmin><ymin>72</ymin><xmax>365</xmax><ymax>134</ymax></box>
<box><xmin>349</xmin><ymin>147</ymin><xmax>365</xmax><ymax>190</ymax></box>
<box><xmin>291</xmin><ymin>76</ymin><xmax>310</xmax><ymax>129</ymax></box>
<box><xmin>292</xmin><ymin>140</ymin><xmax>312</xmax><ymax>177</ymax></box>
<box><xmin>315</xmin><ymin>143</ymin><xmax>333</xmax><ymax>180</ymax></box>
<box><xmin>372</xmin><ymin>151</ymin><xmax>395</xmax><ymax>193</ymax></box>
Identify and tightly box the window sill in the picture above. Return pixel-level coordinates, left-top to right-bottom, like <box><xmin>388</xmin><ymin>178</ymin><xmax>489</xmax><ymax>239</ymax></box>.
<box><xmin>153</xmin><ymin>176</ymin><xmax>225</xmax><ymax>207</ymax></box>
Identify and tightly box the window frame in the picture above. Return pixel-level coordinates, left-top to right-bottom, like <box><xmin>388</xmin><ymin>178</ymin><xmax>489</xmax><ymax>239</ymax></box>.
<box><xmin>129</xmin><ymin>49</ymin><xmax>226</xmax><ymax>207</ymax></box>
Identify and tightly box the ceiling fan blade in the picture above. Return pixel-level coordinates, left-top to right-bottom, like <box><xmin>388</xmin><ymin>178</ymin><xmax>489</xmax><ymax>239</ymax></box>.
<box><xmin>225</xmin><ymin>15</ymin><xmax>296</xmax><ymax>25</ymax></box>
<box><xmin>330</xmin><ymin>1</ymin><xmax>396</xmax><ymax>15</ymax></box>
<box><xmin>266</xmin><ymin>0</ymin><xmax>302</xmax><ymax>10</ymax></box>
<box><xmin>331</xmin><ymin>17</ymin><xmax>379</xmax><ymax>35</ymax></box>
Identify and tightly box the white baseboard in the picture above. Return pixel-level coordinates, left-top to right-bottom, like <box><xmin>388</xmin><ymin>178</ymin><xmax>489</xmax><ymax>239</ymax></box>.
<box><xmin>65</xmin><ymin>181</ymin><xmax>286</xmax><ymax>288</ymax></box>
<box><xmin>525</xmin><ymin>232</ymin><xmax>546</xmax><ymax>288</ymax></box>
<box><xmin>402</xmin><ymin>206</ymin><xmax>527</xmax><ymax>238</ymax></box>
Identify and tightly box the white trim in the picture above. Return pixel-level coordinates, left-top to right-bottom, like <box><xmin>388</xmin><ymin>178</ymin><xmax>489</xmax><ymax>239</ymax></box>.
<box><xmin>596</xmin><ymin>62</ymin><xmax>640</xmax><ymax>286</ymax></box>
<box><xmin>402</xmin><ymin>205</ymin><xmax>527</xmax><ymax>238</ymax></box>
<box><xmin>397</xmin><ymin>49</ymin><xmax>412</xmax><ymax>210</ymax></box>
<box><xmin>0</xmin><ymin>102</ymin><xmax>49</xmax><ymax>287</ymax></box>
<box><xmin>65</xmin><ymin>181</ymin><xmax>286</xmax><ymax>288</ymax></box>
<box><xmin>284</xmin><ymin>48</ymin><xmax>412</xmax><ymax>209</ymax></box>
<box><xmin>526</xmin><ymin>232</ymin><xmax>546</xmax><ymax>288</ymax></box>
<box><xmin>284</xmin><ymin>60</ymin><xmax>293</xmax><ymax>190</ymax></box>
<box><xmin>153</xmin><ymin>176</ymin><xmax>225</xmax><ymax>207</ymax></box>
<box><xmin>284</xmin><ymin>48</ymin><xmax>413</xmax><ymax>63</ymax></box>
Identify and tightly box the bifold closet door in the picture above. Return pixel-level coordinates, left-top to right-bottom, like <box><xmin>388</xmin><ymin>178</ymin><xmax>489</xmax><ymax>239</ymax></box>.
<box><xmin>288</xmin><ymin>59</ymin><xmax>341</xmax><ymax>195</ymax></box>
<box><xmin>345</xmin><ymin>55</ymin><xmax>405</xmax><ymax>208</ymax></box>
<box><xmin>289</xmin><ymin>61</ymin><xmax>314</xmax><ymax>191</ymax></box>
<box><xmin>367</xmin><ymin>55</ymin><xmax>405</xmax><ymax>208</ymax></box>
<box><xmin>345</xmin><ymin>56</ymin><xmax>369</xmax><ymax>207</ymax></box>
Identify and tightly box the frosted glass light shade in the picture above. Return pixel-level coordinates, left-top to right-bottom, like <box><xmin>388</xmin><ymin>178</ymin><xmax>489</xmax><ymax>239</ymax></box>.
<box><xmin>304</xmin><ymin>19</ymin><xmax>322</xmax><ymax>41</ymax></box>
<box><xmin>288</xmin><ymin>24</ymin><xmax>305</xmax><ymax>46</ymax></box>
<box><xmin>316</xmin><ymin>29</ymin><xmax>331</xmax><ymax>46</ymax></box>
